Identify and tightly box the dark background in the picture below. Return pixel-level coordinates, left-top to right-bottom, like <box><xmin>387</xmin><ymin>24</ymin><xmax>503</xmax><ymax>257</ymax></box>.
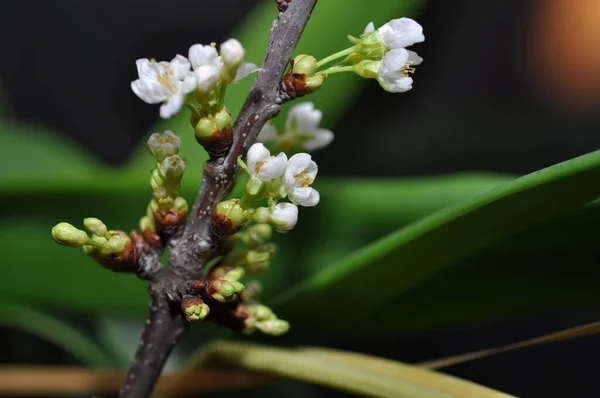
<box><xmin>2</xmin><ymin>0</ymin><xmax>600</xmax><ymax>396</ymax></box>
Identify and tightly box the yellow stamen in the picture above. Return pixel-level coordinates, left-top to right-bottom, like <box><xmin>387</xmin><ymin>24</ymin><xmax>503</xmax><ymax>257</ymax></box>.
<box><xmin>400</xmin><ymin>61</ymin><xmax>416</xmax><ymax>77</ymax></box>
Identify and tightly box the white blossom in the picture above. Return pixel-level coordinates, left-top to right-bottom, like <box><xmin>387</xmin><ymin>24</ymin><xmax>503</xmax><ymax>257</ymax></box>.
<box><xmin>188</xmin><ymin>44</ymin><xmax>221</xmax><ymax>93</ymax></box>
<box><xmin>247</xmin><ymin>143</ymin><xmax>287</xmax><ymax>181</ymax></box>
<box><xmin>147</xmin><ymin>130</ymin><xmax>180</xmax><ymax>158</ymax></box>
<box><xmin>220</xmin><ymin>39</ymin><xmax>245</xmax><ymax>67</ymax></box>
<box><xmin>364</xmin><ymin>22</ymin><xmax>375</xmax><ymax>34</ymax></box>
<box><xmin>377</xmin><ymin>18</ymin><xmax>424</xmax><ymax>49</ymax></box>
<box><xmin>161</xmin><ymin>155</ymin><xmax>186</xmax><ymax>176</ymax></box>
<box><xmin>269</xmin><ymin>202</ymin><xmax>298</xmax><ymax>231</ymax></box>
<box><xmin>131</xmin><ymin>55</ymin><xmax>196</xmax><ymax>118</ymax></box>
<box><xmin>284</xmin><ymin>153</ymin><xmax>319</xmax><ymax>207</ymax></box>
<box><xmin>286</xmin><ymin>102</ymin><xmax>334</xmax><ymax>151</ymax></box>
<box><xmin>378</xmin><ymin>48</ymin><xmax>422</xmax><ymax>93</ymax></box>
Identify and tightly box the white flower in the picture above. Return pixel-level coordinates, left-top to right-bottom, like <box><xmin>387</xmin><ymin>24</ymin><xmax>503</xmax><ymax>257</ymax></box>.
<box><xmin>378</xmin><ymin>48</ymin><xmax>422</xmax><ymax>93</ymax></box>
<box><xmin>270</xmin><ymin>202</ymin><xmax>298</xmax><ymax>231</ymax></box>
<box><xmin>220</xmin><ymin>39</ymin><xmax>245</xmax><ymax>68</ymax></box>
<box><xmin>161</xmin><ymin>155</ymin><xmax>186</xmax><ymax>176</ymax></box>
<box><xmin>286</xmin><ymin>103</ymin><xmax>334</xmax><ymax>151</ymax></box>
<box><xmin>131</xmin><ymin>55</ymin><xmax>196</xmax><ymax>119</ymax></box>
<box><xmin>364</xmin><ymin>22</ymin><xmax>375</xmax><ymax>34</ymax></box>
<box><xmin>147</xmin><ymin>130</ymin><xmax>180</xmax><ymax>158</ymax></box>
<box><xmin>188</xmin><ymin>44</ymin><xmax>221</xmax><ymax>93</ymax></box>
<box><xmin>284</xmin><ymin>153</ymin><xmax>319</xmax><ymax>207</ymax></box>
<box><xmin>257</xmin><ymin>103</ymin><xmax>334</xmax><ymax>151</ymax></box>
<box><xmin>377</xmin><ymin>18</ymin><xmax>424</xmax><ymax>49</ymax></box>
<box><xmin>247</xmin><ymin>143</ymin><xmax>287</xmax><ymax>181</ymax></box>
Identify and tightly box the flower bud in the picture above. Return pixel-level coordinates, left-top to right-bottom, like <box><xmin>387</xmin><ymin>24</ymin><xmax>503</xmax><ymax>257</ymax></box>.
<box><xmin>220</xmin><ymin>39</ymin><xmax>245</xmax><ymax>68</ymax></box>
<box><xmin>83</xmin><ymin>218</ymin><xmax>108</xmax><ymax>238</ymax></box>
<box><xmin>241</xmin><ymin>223</ymin><xmax>273</xmax><ymax>247</ymax></box>
<box><xmin>292</xmin><ymin>54</ymin><xmax>317</xmax><ymax>76</ymax></box>
<box><xmin>223</xmin><ymin>267</ymin><xmax>245</xmax><ymax>282</ymax></box>
<box><xmin>147</xmin><ymin>130</ymin><xmax>181</xmax><ymax>161</ymax></box>
<box><xmin>194</xmin><ymin>109</ymin><xmax>233</xmax><ymax>159</ymax></box>
<box><xmin>173</xmin><ymin>196</ymin><xmax>188</xmax><ymax>213</ymax></box>
<box><xmin>182</xmin><ymin>297</ymin><xmax>210</xmax><ymax>323</ymax></box>
<box><xmin>150</xmin><ymin>169</ymin><xmax>168</xmax><ymax>200</ymax></box>
<box><xmin>245</xmin><ymin>244</ymin><xmax>276</xmax><ymax>275</ymax></box>
<box><xmin>269</xmin><ymin>202</ymin><xmax>298</xmax><ymax>232</ymax></box>
<box><xmin>248</xmin><ymin>304</ymin><xmax>275</xmax><ymax>321</ymax></box>
<box><xmin>354</xmin><ymin>59</ymin><xmax>381</xmax><ymax>79</ymax></box>
<box><xmin>212</xmin><ymin>199</ymin><xmax>250</xmax><ymax>236</ymax></box>
<box><xmin>105</xmin><ymin>233</ymin><xmax>130</xmax><ymax>254</ymax></box>
<box><xmin>209</xmin><ymin>279</ymin><xmax>244</xmax><ymax>302</ymax></box>
<box><xmin>161</xmin><ymin>155</ymin><xmax>186</xmax><ymax>194</ymax></box>
<box><xmin>255</xmin><ymin>319</ymin><xmax>290</xmax><ymax>336</ymax></box>
<box><xmin>51</xmin><ymin>222</ymin><xmax>89</xmax><ymax>247</ymax></box>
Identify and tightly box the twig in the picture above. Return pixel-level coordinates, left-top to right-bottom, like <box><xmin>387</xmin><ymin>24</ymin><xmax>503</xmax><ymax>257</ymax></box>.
<box><xmin>119</xmin><ymin>1</ymin><xmax>318</xmax><ymax>396</ymax></box>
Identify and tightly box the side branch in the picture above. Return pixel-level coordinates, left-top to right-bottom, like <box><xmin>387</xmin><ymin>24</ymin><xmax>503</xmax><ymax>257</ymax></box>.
<box><xmin>176</xmin><ymin>0</ymin><xmax>318</xmax><ymax>269</ymax></box>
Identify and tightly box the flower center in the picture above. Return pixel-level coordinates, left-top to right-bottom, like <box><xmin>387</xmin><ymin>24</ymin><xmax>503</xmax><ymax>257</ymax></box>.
<box><xmin>294</xmin><ymin>168</ymin><xmax>312</xmax><ymax>187</ymax></box>
<box><xmin>400</xmin><ymin>61</ymin><xmax>416</xmax><ymax>77</ymax></box>
<box><xmin>152</xmin><ymin>61</ymin><xmax>177</xmax><ymax>94</ymax></box>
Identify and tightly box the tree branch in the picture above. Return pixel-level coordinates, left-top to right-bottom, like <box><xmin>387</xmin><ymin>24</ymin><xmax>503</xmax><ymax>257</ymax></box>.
<box><xmin>173</xmin><ymin>0</ymin><xmax>318</xmax><ymax>271</ymax></box>
<box><xmin>119</xmin><ymin>1</ymin><xmax>318</xmax><ymax>396</ymax></box>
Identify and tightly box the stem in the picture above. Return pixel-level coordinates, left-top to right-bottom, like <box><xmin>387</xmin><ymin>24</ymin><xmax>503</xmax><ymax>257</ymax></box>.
<box><xmin>119</xmin><ymin>287</ymin><xmax>187</xmax><ymax>398</ymax></box>
<box><xmin>185</xmin><ymin>104</ymin><xmax>202</xmax><ymax>120</ymax></box>
<box><xmin>315</xmin><ymin>46</ymin><xmax>355</xmax><ymax>68</ymax></box>
<box><xmin>321</xmin><ymin>65</ymin><xmax>356</xmax><ymax>75</ymax></box>
<box><xmin>218</xmin><ymin>82</ymin><xmax>228</xmax><ymax>109</ymax></box>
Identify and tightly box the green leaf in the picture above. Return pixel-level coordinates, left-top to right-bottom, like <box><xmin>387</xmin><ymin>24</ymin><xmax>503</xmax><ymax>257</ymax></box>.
<box><xmin>0</xmin><ymin>301</ymin><xmax>115</xmax><ymax>368</ymax></box>
<box><xmin>188</xmin><ymin>341</ymin><xmax>514</xmax><ymax>398</ymax></box>
<box><xmin>274</xmin><ymin>151</ymin><xmax>600</xmax><ymax>332</ymax></box>
<box><xmin>0</xmin><ymin>175</ymin><xmax>507</xmax><ymax>314</ymax></box>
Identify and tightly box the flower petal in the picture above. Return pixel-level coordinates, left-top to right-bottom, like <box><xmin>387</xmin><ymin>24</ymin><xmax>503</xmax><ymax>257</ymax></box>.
<box><xmin>407</xmin><ymin>50</ymin><xmax>423</xmax><ymax>65</ymax></box>
<box><xmin>135</xmin><ymin>58</ymin><xmax>156</xmax><ymax>78</ymax></box>
<box><xmin>170</xmin><ymin>54</ymin><xmax>192</xmax><ymax>80</ymax></box>
<box><xmin>234</xmin><ymin>62</ymin><xmax>260</xmax><ymax>82</ymax></box>
<box><xmin>270</xmin><ymin>202</ymin><xmax>298</xmax><ymax>230</ymax></box>
<box><xmin>378</xmin><ymin>17</ymin><xmax>424</xmax><ymax>49</ymax></box>
<box><xmin>302</xmin><ymin>129</ymin><xmax>334</xmax><ymax>151</ymax></box>
<box><xmin>290</xmin><ymin>186</ymin><xmax>320</xmax><ymax>207</ymax></box>
<box><xmin>286</xmin><ymin>102</ymin><xmax>322</xmax><ymax>133</ymax></box>
<box><xmin>131</xmin><ymin>78</ymin><xmax>167</xmax><ymax>103</ymax></box>
<box><xmin>364</xmin><ymin>22</ymin><xmax>375</xmax><ymax>34</ymax></box>
<box><xmin>194</xmin><ymin>65</ymin><xmax>220</xmax><ymax>92</ymax></box>
<box><xmin>247</xmin><ymin>143</ymin><xmax>271</xmax><ymax>174</ymax></box>
<box><xmin>286</xmin><ymin>153</ymin><xmax>312</xmax><ymax>175</ymax></box>
<box><xmin>258</xmin><ymin>152</ymin><xmax>288</xmax><ymax>180</ymax></box>
<box><xmin>220</xmin><ymin>38</ymin><xmax>245</xmax><ymax>67</ymax></box>
<box><xmin>159</xmin><ymin>93</ymin><xmax>185</xmax><ymax>119</ymax></box>
<box><xmin>188</xmin><ymin>44</ymin><xmax>219</xmax><ymax>69</ymax></box>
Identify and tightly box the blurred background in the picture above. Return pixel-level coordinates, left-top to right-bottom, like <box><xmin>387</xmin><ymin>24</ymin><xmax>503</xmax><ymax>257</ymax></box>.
<box><xmin>2</xmin><ymin>0</ymin><xmax>600</xmax><ymax>396</ymax></box>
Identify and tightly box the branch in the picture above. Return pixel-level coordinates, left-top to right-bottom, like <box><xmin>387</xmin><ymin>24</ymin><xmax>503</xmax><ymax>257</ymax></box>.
<box><xmin>173</xmin><ymin>0</ymin><xmax>318</xmax><ymax>271</ymax></box>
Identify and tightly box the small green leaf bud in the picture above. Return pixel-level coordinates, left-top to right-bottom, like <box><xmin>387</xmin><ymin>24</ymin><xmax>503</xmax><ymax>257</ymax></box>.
<box><xmin>244</xmin><ymin>244</ymin><xmax>276</xmax><ymax>275</ymax></box>
<box><xmin>255</xmin><ymin>319</ymin><xmax>290</xmax><ymax>336</ymax></box>
<box><xmin>182</xmin><ymin>297</ymin><xmax>210</xmax><ymax>323</ymax></box>
<box><xmin>173</xmin><ymin>196</ymin><xmax>188</xmax><ymax>213</ymax></box>
<box><xmin>83</xmin><ymin>218</ymin><xmax>108</xmax><ymax>238</ymax></box>
<box><xmin>248</xmin><ymin>304</ymin><xmax>275</xmax><ymax>321</ymax></box>
<box><xmin>194</xmin><ymin>110</ymin><xmax>233</xmax><ymax>159</ymax></box>
<box><xmin>223</xmin><ymin>267</ymin><xmax>245</xmax><ymax>282</ymax></box>
<box><xmin>51</xmin><ymin>222</ymin><xmax>89</xmax><ymax>247</ymax></box>
<box><xmin>241</xmin><ymin>223</ymin><xmax>272</xmax><ymax>247</ymax></box>
<box><xmin>212</xmin><ymin>199</ymin><xmax>251</xmax><ymax>235</ymax></box>
<box><xmin>139</xmin><ymin>215</ymin><xmax>156</xmax><ymax>234</ymax></box>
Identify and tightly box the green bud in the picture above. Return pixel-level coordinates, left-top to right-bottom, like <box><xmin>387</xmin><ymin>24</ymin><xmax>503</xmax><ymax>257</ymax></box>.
<box><xmin>246</xmin><ymin>176</ymin><xmax>264</xmax><ymax>196</ymax></box>
<box><xmin>184</xmin><ymin>302</ymin><xmax>210</xmax><ymax>322</ymax></box>
<box><xmin>173</xmin><ymin>196</ymin><xmax>188</xmax><ymax>213</ymax></box>
<box><xmin>83</xmin><ymin>218</ymin><xmax>108</xmax><ymax>238</ymax></box>
<box><xmin>161</xmin><ymin>155</ymin><xmax>186</xmax><ymax>195</ymax></box>
<box><xmin>211</xmin><ymin>279</ymin><xmax>244</xmax><ymax>302</ymax></box>
<box><xmin>255</xmin><ymin>319</ymin><xmax>290</xmax><ymax>336</ymax></box>
<box><xmin>51</xmin><ymin>222</ymin><xmax>89</xmax><ymax>247</ymax></box>
<box><xmin>304</xmin><ymin>73</ymin><xmax>326</xmax><ymax>91</ymax></box>
<box><xmin>292</xmin><ymin>54</ymin><xmax>317</xmax><ymax>76</ymax></box>
<box><xmin>213</xmin><ymin>199</ymin><xmax>250</xmax><ymax>235</ymax></box>
<box><xmin>139</xmin><ymin>215</ymin><xmax>156</xmax><ymax>233</ymax></box>
<box><xmin>105</xmin><ymin>234</ymin><xmax>129</xmax><ymax>254</ymax></box>
<box><xmin>245</xmin><ymin>244</ymin><xmax>276</xmax><ymax>275</ymax></box>
<box><xmin>215</xmin><ymin>108</ymin><xmax>233</xmax><ymax>132</ymax></box>
<box><xmin>250</xmin><ymin>207</ymin><xmax>271</xmax><ymax>224</ymax></box>
<box><xmin>90</xmin><ymin>234</ymin><xmax>108</xmax><ymax>246</ymax></box>
<box><xmin>355</xmin><ymin>30</ymin><xmax>385</xmax><ymax>60</ymax></box>
<box><xmin>150</xmin><ymin>169</ymin><xmax>167</xmax><ymax>200</ymax></box>
<box><xmin>194</xmin><ymin>115</ymin><xmax>215</xmax><ymax>141</ymax></box>
<box><xmin>248</xmin><ymin>304</ymin><xmax>275</xmax><ymax>321</ymax></box>
<box><xmin>223</xmin><ymin>267</ymin><xmax>245</xmax><ymax>282</ymax></box>
<box><xmin>241</xmin><ymin>223</ymin><xmax>272</xmax><ymax>247</ymax></box>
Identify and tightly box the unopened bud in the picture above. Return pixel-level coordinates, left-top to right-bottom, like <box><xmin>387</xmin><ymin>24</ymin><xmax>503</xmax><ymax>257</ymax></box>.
<box><xmin>241</xmin><ymin>223</ymin><xmax>272</xmax><ymax>247</ymax></box>
<box><xmin>106</xmin><ymin>233</ymin><xmax>130</xmax><ymax>254</ymax></box>
<box><xmin>83</xmin><ymin>218</ymin><xmax>108</xmax><ymax>238</ymax></box>
<box><xmin>223</xmin><ymin>267</ymin><xmax>245</xmax><ymax>282</ymax></box>
<box><xmin>161</xmin><ymin>155</ymin><xmax>186</xmax><ymax>194</ymax></box>
<box><xmin>194</xmin><ymin>110</ymin><xmax>233</xmax><ymax>159</ymax></box>
<box><xmin>182</xmin><ymin>297</ymin><xmax>210</xmax><ymax>323</ymax></box>
<box><xmin>245</xmin><ymin>244</ymin><xmax>276</xmax><ymax>275</ymax></box>
<box><xmin>150</xmin><ymin>170</ymin><xmax>167</xmax><ymax>200</ymax></box>
<box><xmin>248</xmin><ymin>304</ymin><xmax>275</xmax><ymax>321</ymax></box>
<box><xmin>51</xmin><ymin>222</ymin><xmax>89</xmax><ymax>247</ymax></box>
<box><xmin>255</xmin><ymin>319</ymin><xmax>290</xmax><ymax>336</ymax></box>
<box><xmin>147</xmin><ymin>130</ymin><xmax>181</xmax><ymax>161</ymax></box>
<box><xmin>210</xmin><ymin>279</ymin><xmax>244</xmax><ymax>302</ymax></box>
<box><xmin>292</xmin><ymin>54</ymin><xmax>317</xmax><ymax>76</ymax></box>
<box><xmin>354</xmin><ymin>60</ymin><xmax>381</xmax><ymax>79</ymax></box>
<box><xmin>220</xmin><ymin>39</ymin><xmax>244</xmax><ymax>68</ymax></box>
<box><xmin>173</xmin><ymin>196</ymin><xmax>188</xmax><ymax>213</ymax></box>
<box><xmin>212</xmin><ymin>199</ymin><xmax>250</xmax><ymax>235</ymax></box>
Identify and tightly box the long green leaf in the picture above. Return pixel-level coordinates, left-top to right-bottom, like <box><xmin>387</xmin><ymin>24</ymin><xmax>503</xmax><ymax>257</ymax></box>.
<box><xmin>274</xmin><ymin>150</ymin><xmax>600</xmax><ymax>331</ymax></box>
<box><xmin>0</xmin><ymin>301</ymin><xmax>114</xmax><ymax>368</ymax></box>
<box><xmin>188</xmin><ymin>341</ymin><xmax>513</xmax><ymax>398</ymax></box>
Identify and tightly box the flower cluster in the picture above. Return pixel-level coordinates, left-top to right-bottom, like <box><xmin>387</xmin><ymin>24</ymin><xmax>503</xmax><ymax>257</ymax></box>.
<box><xmin>361</xmin><ymin>18</ymin><xmax>424</xmax><ymax>92</ymax></box>
<box><xmin>258</xmin><ymin>102</ymin><xmax>334</xmax><ymax>152</ymax></box>
<box><xmin>131</xmin><ymin>39</ymin><xmax>257</xmax><ymax>119</ymax></box>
